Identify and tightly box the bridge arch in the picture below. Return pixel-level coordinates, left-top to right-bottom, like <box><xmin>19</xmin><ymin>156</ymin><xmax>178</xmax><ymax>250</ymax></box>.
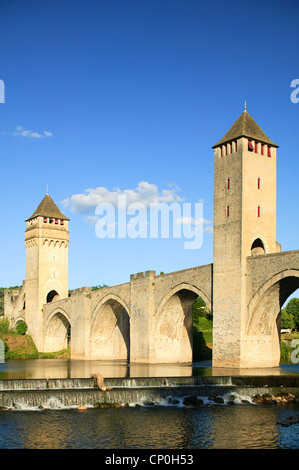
<box><xmin>12</xmin><ymin>316</ymin><xmax>26</xmax><ymax>330</ymax></box>
<box><xmin>248</xmin><ymin>269</ymin><xmax>299</xmax><ymax>336</ymax></box>
<box><xmin>90</xmin><ymin>294</ymin><xmax>130</xmax><ymax>360</ymax></box>
<box><xmin>44</xmin><ymin>308</ymin><xmax>71</xmax><ymax>352</ymax></box>
<box><xmin>246</xmin><ymin>269</ymin><xmax>299</xmax><ymax>366</ymax></box>
<box><xmin>153</xmin><ymin>282</ymin><xmax>211</xmax><ymax>363</ymax></box>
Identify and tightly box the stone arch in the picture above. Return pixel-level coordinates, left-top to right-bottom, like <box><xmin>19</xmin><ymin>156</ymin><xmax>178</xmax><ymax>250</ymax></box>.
<box><xmin>246</xmin><ymin>269</ymin><xmax>299</xmax><ymax>366</ymax></box>
<box><xmin>90</xmin><ymin>294</ymin><xmax>130</xmax><ymax>360</ymax></box>
<box><xmin>46</xmin><ymin>290</ymin><xmax>60</xmax><ymax>303</ymax></box>
<box><xmin>156</xmin><ymin>283</ymin><xmax>212</xmax><ymax>319</ymax></box>
<box><xmin>153</xmin><ymin>283</ymin><xmax>211</xmax><ymax>363</ymax></box>
<box><xmin>251</xmin><ymin>238</ymin><xmax>265</xmax><ymax>256</ymax></box>
<box><xmin>12</xmin><ymin>316</ymin><xmax>26</xmax><ymax>329</ymax></box>
<box><xmin>248</xmin><ymin>269</ymin><xmax>299</xmax><ymax>335</ymax></box>
<box><xmin>44</xmin><ymin>309</ymin><xmax>71</xmax><ymax>352</ymax></box>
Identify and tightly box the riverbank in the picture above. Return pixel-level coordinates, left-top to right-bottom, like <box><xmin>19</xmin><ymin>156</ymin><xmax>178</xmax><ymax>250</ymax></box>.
<box><xmin>0</xmin><ymin>332</ymin><xmax>70</xmax><ymax>359</ymax></box>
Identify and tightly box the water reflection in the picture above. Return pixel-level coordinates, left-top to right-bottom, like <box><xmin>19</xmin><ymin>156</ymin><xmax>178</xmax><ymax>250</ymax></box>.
<box><xmin>0</xmin><ymin>359</ymin><xmax>298</xmax><ymax>380</ymax></box>
<box><xmin>1</xmin><ymin>403</ymin><xmax>298</xmax><ymax>449</ymax></box>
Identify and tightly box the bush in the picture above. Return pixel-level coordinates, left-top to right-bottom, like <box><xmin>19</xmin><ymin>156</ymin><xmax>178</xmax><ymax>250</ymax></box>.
<box><xmin>15</xmin><ymin>320</ymin><xmax>28</xmax><ymax>335</ymax></box>
<box><xmin>0</xmin><ymin>317</ymin><xmax>10</xmax><ymax>334</ymax></box>
<box><xmin>281</xmin><ymin>340</ymin><xmax>292</xmax><ymax>359</ymax></box>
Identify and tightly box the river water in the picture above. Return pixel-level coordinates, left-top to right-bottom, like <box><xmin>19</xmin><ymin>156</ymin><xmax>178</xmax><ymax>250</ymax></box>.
<box><xmin>0</xmin><ymin>359</ymin><xmax>298</xmax><ymax>450</ymax></box>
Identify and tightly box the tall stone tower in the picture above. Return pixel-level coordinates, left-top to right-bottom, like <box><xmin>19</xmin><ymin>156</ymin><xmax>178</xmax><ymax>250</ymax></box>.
<box><xmin>24</xmin><ymin>192</ymin><xmax>69</xmax><ymax>350</ymax></box>
<box><xmin>212</xmin><ymin>106</ymin><xmax>279</xmax><ymax>368</ymax></box>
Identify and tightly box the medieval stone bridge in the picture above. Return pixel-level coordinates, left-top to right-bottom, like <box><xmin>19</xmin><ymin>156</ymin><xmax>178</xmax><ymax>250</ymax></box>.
<box><xmin>37</xmin><ymin>249</ymin><xmax>299</xmax><ymax>364</ymax></box>
<box><xmin>5</xmin><ymin>109</ymin><xmax>299</xmax><ymax>368</ymax></box>
<box><xmin>41</xmin><ymin>264</ymin><xmax>213</xmax><ymax>363</ymax></box>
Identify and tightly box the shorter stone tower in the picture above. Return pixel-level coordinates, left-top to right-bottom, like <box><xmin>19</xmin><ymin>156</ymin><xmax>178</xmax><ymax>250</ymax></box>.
<box><xmin>24</xmin><ymin>192</ymin><xmax>69</xmax><ymax>350</ymax></box>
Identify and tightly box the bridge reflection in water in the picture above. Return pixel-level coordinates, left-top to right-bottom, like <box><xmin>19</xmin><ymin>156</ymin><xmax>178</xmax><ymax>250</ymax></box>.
<box><xmin>0</xmin><ymin>358</ymin><xmax>298</xmax><ymax>380</ymax></box>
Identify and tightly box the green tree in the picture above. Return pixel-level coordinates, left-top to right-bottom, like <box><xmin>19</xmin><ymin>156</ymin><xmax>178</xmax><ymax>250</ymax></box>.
<box><xmin>15</xmin><ymin>320</ymin><xmax>28</xmax><ymax>335</ymax></box>
<box><xmin>193</xmin><ymin>296</ymin><xmax>212</xmax><ymax>320</ymax></box>
<box><xmin>285</xmin><ymin>298</ymin><xmax>299</xmax><ymax>330</ymax></box>
<box><xmin>91</xmin><ymin>284</ymin><xmax>109</xmax><ymax>291</ymax></box>
<box><xmin>281</xmin><ymin>308</ymin><xmax>294</xmax><ymax>330</ymax></box>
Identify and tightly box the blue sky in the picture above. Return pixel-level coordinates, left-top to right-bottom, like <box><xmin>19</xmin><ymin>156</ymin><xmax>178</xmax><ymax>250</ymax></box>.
<box><xmin>0</xmin><ymin>0</ymin><xmax>299</xmax><ymax>292</ymax></box>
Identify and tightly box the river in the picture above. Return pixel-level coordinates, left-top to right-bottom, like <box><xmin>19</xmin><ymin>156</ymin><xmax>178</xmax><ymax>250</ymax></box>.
<box><xmin>0</xmin><ymin>359</ymin><xmax>298</xmax><ymax>450</ymax></box>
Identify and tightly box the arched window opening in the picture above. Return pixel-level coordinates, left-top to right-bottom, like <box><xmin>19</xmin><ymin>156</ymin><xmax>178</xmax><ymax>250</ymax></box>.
<box><xmin>46</xmin><ymin>290</ymin><xmax>60</xmax><ymax>303</ymax></box>
<box><xmin>251</xmin><ymin>238</ymin><xmax>265</xmax><ymax>256</ymax></box>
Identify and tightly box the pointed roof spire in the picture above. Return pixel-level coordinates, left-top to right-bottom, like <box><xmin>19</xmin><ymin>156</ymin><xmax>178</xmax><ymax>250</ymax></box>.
<box><xmin>26</xmin><ymin>193</ymin><xmax>69</xmax><ymax>221</ymax></box>
<box><xmin>212</xmin><ymin>109</ymin><xmax>278</xmax><ymax>148</ymax></box>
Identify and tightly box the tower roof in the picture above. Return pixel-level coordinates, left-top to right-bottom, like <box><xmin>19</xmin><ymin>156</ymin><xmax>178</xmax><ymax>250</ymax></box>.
<box><xmin>212</xmin><ymin>109</ymin><xmax>278</xmax><ymax>148</ymax></box>
<box><xmin>26</xmin><ymin>193</ymin><xmax>69</xmax><ymax>221</ymax></box>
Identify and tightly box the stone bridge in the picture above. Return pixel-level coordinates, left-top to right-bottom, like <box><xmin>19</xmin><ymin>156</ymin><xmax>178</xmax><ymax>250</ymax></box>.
<box><xmin>247</xmin><ymin>250</ymin><xmax>299</xmax><ymax>335</ymax></box>
<box><xmin>32</xmin><ymin>249</ymin><xmax>299</xmax><ymax>364</ymax></box>
<box><xmin>41</xmin><ymin>264</ymin><xmax>213</xmax><ymax>363</ymax></box>
<box><xmin>5</xmin><ymin>110</ymin><xmax>299</xmax><ymax>368</ymax></box>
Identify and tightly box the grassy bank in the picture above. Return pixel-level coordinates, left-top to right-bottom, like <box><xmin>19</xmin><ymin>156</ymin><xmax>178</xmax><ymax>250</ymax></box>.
<box><xmin>0</xmin><ymin>317</ymin><xmax>70</xmax><ymax>359</ymax></box>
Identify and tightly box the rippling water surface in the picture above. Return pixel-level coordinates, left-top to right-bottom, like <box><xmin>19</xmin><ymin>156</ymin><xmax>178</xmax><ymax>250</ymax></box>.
<box><xmin>0</xmin><ymin>359</ymin><xmax>298</xmax><ymax>449</ymax></box>
<box><xmin>1</xmin><ymin>403</ymin><xmax>299</xmax><ymax>449</ymax></box>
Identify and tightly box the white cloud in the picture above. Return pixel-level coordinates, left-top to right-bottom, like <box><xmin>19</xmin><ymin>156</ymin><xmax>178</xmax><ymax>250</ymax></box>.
<box><xmin>175</xmin><ymin>216</ymin><xmax>212</xmax><ymax>226</ymax></box>
<box><xmin>12</xmin><ymin>126</ymin><xmax>53</xmax><ymax>139</ymax></box>
<box><xmin>62</xmin><ymin>181</ymin><xmax>184</xmax><ymax>214</ymax></box>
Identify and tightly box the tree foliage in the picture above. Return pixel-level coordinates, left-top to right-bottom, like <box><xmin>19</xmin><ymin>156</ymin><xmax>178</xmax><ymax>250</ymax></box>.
<box><xmin>285</xmin><ymin>298</ymin><xmax>299</xmax><ymax>330</ymax></box>
<box><xmin>281</xmin><ymin>308</ymin><xmax>295</xmax><ymax>330</ymax></box>
<box><xmin>91</xmin><ymin>284</ymin><xmax>109</xmax><ymax>291</ymax></box>
<box><xmin>15</xmin><ymin>320</ymin><xmax>28</xmax><ymax>335</ymax></box>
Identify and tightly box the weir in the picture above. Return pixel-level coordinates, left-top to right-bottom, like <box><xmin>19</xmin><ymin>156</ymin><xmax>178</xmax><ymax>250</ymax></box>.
<box><xmin>0</xmin><ymin>376</ymin><xmax>298</xmax><ymax>410</ymax></box>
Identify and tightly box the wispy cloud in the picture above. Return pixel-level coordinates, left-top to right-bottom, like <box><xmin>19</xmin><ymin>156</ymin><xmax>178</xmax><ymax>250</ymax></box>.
<box><xmin>12</xmin><ymin>126</ymin><xmax>53</xmax><ymax>139</ymax></box>
<box><xmin>175</xmin><ymin>215</ymin><xmax>213</xmax><ymax>233</ymax></box>
<box><xmin>62</xmin><ymin>181</ymin><xmax>184</xmax><ymax>214</ymax></box>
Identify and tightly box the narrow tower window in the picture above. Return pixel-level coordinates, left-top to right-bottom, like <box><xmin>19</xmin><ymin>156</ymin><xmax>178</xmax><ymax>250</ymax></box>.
<box><xmin>226</xmin><ymin>205</ymin><xmax>230</xmax><ymax>218</ymax></box>
<box><xmin>220</xmin><ymin>147</ymin><xmax>222</xmax><ymax>157</ymax></box>
<box><xmin>227</xmin><ymin>178</ymin><xmax>230</xmax><ymax>190</ymax></box>
<box><xmin>267</xmin><ymin>146</ymin><xmax>271</xmax><ymax>158</ymax></box>
<box><xmin>258</xmin><ymin>205</ymin><xmax>261</xmax><ymax>218</ymax></box>
<box><xmin>248</xmin><ymin>140</ymin><xmax>254</xmax><ymax>151</ymax></box>
<box><xmin>257</xmin><ymin>177</ymin><xmax>261</xmax><ymax>189</ymax></box>
<box><xmin>254</xmin><ymin>141</ymin><xmax>258</xmax><ymax>153</ymax></box>
<box><xmin>261</xmin><ymin>145</ymin><xmax>264</xmax><ymax>156</ymax></box>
